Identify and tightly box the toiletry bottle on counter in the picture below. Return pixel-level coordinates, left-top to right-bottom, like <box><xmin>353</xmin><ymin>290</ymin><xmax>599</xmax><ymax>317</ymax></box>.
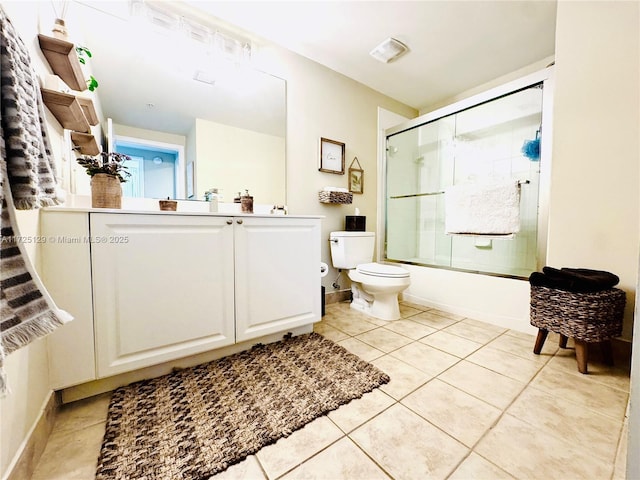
<box><xmin>241</xmin><ymin>189</ymin><xmax>254</xmax><ymax>213</ymax></box>
<box><xmin>205</xmin><ymin>188</ymin><xmax>220</xmax><ymax>213</ymax></box>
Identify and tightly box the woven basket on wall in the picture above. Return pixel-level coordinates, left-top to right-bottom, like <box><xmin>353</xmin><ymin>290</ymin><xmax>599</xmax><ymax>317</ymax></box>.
<box><xmin>91</xmin><ymin>173</ymin><xmax>122</xmax><ymax>209</ymax></box>
<box><xmin>530</xmin><ymin>285</ymin><xmax>625</xmax><ymax>342</ymax></box>
<box><xmin>318</xmin><ymin>191</ymin><xmax>353</xmax><ymax>204</ymax></box>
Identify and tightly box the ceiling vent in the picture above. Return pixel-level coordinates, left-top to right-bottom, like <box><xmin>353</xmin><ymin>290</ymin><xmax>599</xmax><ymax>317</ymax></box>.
<box><xmin>369</xmin><ymin>37</ymin><xmax>409</xmax><ymax>63</ymax></box>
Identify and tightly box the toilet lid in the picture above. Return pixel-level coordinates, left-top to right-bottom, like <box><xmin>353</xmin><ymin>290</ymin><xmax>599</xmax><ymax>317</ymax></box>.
<box><xmin>357</xmin><ymin>263</ymin><xmax>410</xmax><ymax>278</ymax></box>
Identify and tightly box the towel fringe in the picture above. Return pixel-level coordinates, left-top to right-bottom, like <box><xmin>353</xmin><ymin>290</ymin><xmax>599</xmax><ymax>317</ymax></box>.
<box><xmin>0</xmin><ymin>312</ymin><xmax>65</xmax><ymax>355</ymax></box>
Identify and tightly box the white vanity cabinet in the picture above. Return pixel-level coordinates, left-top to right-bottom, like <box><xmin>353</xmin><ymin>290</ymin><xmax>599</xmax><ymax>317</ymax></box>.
<box><xmin>41</xmin><ymin>210</ymin><xmax>321</xmax><ymax>388</ymax></box>
<box><xmin>90</xmin><ymin>213</ymin><xmax>236</xmax><ymax>377</ymax></box>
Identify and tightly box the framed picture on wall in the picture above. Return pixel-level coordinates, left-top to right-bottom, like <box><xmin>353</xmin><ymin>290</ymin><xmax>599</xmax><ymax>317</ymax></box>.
<box><xmin>319</xmin><ymin>137</ymin><xmax>345</xmax><ymax>174</ymax></box>
<box><xmin>348</xmin><ymin>157</ymin><xmax>363</xmax><ymax>194</ymax></box>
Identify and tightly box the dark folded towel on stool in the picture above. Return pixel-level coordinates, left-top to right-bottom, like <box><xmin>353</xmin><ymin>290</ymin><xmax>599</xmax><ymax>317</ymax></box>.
<box><xmin>529</xmin><ymin>266</ymin><xmax>619</xmax><ymax>293</ymax></box>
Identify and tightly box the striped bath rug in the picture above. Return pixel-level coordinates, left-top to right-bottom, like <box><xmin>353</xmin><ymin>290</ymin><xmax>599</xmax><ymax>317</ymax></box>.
<box><xmin>95</xmin><ymin>332</ymin><xmax>390</xmax><ymax>480</ymax></box>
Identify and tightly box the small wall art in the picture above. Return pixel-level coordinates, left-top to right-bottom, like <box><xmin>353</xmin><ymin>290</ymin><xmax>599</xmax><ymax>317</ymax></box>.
<box><xmin>319</xmin><ymin>137</ymin><xmax>345</xmax><ymax>174</ymax></box>
<box><xmin>348</xmin><ymin>157</ymin><xmax>363</xmax><ymax>194</ymax></box>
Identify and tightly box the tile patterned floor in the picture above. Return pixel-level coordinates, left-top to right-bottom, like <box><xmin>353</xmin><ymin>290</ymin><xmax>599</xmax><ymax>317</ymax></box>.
<box><xmin>31</xmin><ymin>301</ymin><xmax>630</xmax><ymax>479</ymax></box>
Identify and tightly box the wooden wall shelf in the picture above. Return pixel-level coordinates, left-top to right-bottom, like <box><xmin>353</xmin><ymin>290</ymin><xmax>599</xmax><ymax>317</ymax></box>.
<box><xmin>41</xmin><ymin>89</ymin><xmax>90</xmax><ymax>133</ymax></box>
<box><xmin>76</xmin><ymin>97</ymin><xmax>99</xmax><ymax>126</ymax></box>
<box><xmin>37</xmin><ymin>34</ymin><xmax>87</xmax><ymax>92</ymax></box>
<box><xmin>71</xmin><ymin>132</ymin><xmax>100</xmax><ymax>155</ymax></box>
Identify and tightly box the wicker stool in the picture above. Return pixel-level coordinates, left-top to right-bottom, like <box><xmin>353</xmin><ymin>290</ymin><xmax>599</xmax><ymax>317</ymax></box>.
<box><xmin>530</xmin><ymin>285</ymin><xmax>625</xmax><ymax>374</ymax></box>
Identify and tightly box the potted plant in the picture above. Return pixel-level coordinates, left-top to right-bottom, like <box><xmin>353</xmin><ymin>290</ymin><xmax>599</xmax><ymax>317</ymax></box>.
<box><xmin>77</xmin><ymin>152</ymin><xmax>131</xmax><ymax>208</ymax></box>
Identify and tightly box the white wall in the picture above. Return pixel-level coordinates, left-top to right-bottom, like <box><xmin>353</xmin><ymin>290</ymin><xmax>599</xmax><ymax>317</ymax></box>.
<box><xmin>549</xmin><ymin>0</ymin><xmax>639</xmax><ymax>339</ymax></box>
<box><xmin>193</xmin><ymin>118</ymin><xmax>285</xmax><ymax>204</ymax></box>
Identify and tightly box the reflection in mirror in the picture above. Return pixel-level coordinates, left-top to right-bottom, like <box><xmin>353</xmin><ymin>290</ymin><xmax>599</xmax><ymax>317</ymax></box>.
<box><xmin>74</xmin><ymin>1</ymin><xmax>286</xmax><ymax>204</ymax></box>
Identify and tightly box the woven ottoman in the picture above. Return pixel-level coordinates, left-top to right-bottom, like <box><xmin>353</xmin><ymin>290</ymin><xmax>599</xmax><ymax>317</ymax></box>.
<box><xmin>530</xmin><ymin>285</ymin><xmax>626</xmax><ymax>373</ymax></box>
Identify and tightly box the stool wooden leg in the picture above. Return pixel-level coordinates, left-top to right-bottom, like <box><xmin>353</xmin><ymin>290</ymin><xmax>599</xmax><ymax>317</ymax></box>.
<box><xmin>533</xmin><ymin>329</ymin><xmax>548</xmax><ymax>354</ymax></box>
<box><xmin>559</xmin><ymin>335</ymin><xmax>568</xmax><ymax>348</ymax></box>
<box><xmin>575</xmin><ymin>340</ymin><xmax>589</xmax><ymax>374</ymax></box>
<box><xmin>601</xmin><ymin>340</ymin><xmax>614</xmax><ymax>366</ymax></box>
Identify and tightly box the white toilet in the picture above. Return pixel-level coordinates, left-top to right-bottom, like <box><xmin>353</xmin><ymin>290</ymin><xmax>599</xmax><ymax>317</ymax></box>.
<box><xmin>329</xmin><ymin>231</ymin><xmax>410</xmax><ymax>321</ymax></box>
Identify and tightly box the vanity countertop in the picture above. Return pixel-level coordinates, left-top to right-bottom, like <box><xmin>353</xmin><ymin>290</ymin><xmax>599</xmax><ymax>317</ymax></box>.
<box><xmin>42</xmin><ymin>196</ymin><xmax>322</xmax><ymax>219</ymax></box>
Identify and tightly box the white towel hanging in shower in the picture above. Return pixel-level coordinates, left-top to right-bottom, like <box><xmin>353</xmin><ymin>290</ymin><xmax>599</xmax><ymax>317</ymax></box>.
<box><xmin>444</xmin><ymin>180</ymin><xmax>521</xmax><ymax>235</ymax></box>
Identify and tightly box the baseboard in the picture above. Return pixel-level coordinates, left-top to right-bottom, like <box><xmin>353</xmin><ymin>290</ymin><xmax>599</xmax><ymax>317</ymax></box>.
<box><xmin>325</xmin><ymin>289</ymin><xmax>351</xmax><ymax>305</ymax></box>
<box><xmin>4</xmin><ymin>391</ymin><xmax>58</xmax><ymax>480</ymax></box>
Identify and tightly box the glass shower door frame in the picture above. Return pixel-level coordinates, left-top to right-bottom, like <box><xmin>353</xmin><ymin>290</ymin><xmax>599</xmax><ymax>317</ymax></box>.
<box><xmin>381</xmin><ymin>66</ymin><xmax>555</xmax><ymax>278</ymax></box>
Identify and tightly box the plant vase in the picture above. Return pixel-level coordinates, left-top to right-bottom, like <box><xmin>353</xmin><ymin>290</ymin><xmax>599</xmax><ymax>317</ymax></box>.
<box><xmin>91</xmin><ymin>173</ymin><xmax>122</xmax><ymax>209</ymax></box>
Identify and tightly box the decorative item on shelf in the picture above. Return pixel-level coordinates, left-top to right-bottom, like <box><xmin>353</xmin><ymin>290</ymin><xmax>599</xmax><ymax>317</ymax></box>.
<box><xmin>51</xmin><ymin>18</ymin><xmax>68</xmax><ymax>40</ymax></box>
<box><xmin>318</xmin><ymin>187</ymin><xmax>353</xmax><ymax>204</ymax></box>
<box><xmin>75</xmin><ymin>45</ymin><xmax>99</xmax><ymax>92</ymax></box>
<box><xmin>348</xmin><ymin>157</ymin><xmax>364</xmax><ymax>194</ymax></box>
<box><xmin>76</xmin><ymin>152</ymin><xmax>131</xmax><ymax>208</ymax></box>
<box><xmin>241</xmin><ymin>189</ymin><xmax>254</xmax><ymax>213</ymax></box>
<box><xmin>319</xmin><ymin>137</ymin><xmax>345</xmax><ymax>174</ymax></box>
<box><xmin>159</xmin><ymin>197</ymin><xmax>177</xmax><ymax>211</ymax></box>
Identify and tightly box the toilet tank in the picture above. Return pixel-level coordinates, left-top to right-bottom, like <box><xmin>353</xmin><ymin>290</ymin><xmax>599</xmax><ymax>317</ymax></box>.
<box><xmin>329</xmin><ymin>231</ymin><xmax>375</xmax><ymax>269</ymax></box>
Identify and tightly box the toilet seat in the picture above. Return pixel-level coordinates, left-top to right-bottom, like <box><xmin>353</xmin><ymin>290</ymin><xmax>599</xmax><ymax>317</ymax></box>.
<box><xmin>356</xmin><ymin>262</ymin><xmax>410</xmax><ymax>278</ymax></box>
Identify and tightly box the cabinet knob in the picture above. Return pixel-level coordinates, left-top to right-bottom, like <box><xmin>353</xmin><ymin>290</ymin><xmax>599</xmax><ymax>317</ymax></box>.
<box><xmin>226</xmin><ymin>219</ymin><xmax>233</xmax><ymax>225</ymax></box>
<box><xmin>236</xmin><ymin>219</ymin><xmax>243</xmax><ymax>224</ymax></box>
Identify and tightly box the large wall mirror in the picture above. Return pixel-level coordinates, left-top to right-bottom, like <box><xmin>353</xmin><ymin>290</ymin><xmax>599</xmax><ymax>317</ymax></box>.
<box><xmin>72</xmin><ymin>1</ymin><xmax>286</xmax><ymax>204</ymax></box>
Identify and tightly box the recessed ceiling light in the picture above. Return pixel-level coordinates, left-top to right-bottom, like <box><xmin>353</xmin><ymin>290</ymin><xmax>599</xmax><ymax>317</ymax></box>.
<box><xmin>369</xmin><ymin>37</ymin><xmax>409</xmax><ymax>63</ymax></box>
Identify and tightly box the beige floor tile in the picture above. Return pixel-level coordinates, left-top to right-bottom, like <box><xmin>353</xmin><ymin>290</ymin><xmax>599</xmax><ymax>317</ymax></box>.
<box><xmin>209</xmin><ymin>455</ymin><xmax>266</xmax><ymax>479</ymax></box>
<box><xmin>419</xmin><ymin>330</ymin><xmax>483</xmax><ymax>358</ymax></box>
<box><xmin>402</xmin><ymin>379</ymin><xmax>501</xmax><ymax>447</ymax></box>
<box><xmin>466</xmin><ymin>346</ymin><xmax>545</xmax><ymax>383</ymax></box>
<box><xmin>411</xmin><ymin>311</ymin><xmax>459</xmax><ymax>329</ymax></box>
<box><xmin>613</xmin><ymin>421</ymin><xmax>628</xmax><ymax>480</ymax></box>
<box><xmin>475</xmin><ymin>414</ymin><xmax>614</xmax><ymax>479</ymax></box>
<box><xmin>508</xmin><ymin>386</ymin><xmax>622</xmax><ymax>462</ymax></box>
<box><xmin>256</xmin><ymin>416</ymin><xmax>343</xmax><ymax>479</ymax></box>
<box><xmin>355</xmin><ymin>327</ymin><xmax>414</xmax><ymax>353</ymax></box>
<box><xmin>546</xmin><ymin>348</ymin><xmax>631</xmax><ymax>392</ymax></box>
<box><xmin>31</xmin><ymin>422</ymin><xmax>105</xmax><ymax>480</ymax></box>
<box><xmin>382</xmin><ymin>319</ymin><xmax>437</xmax><ymax>340</ymax></box>
<box><xmin>370</xmin><ymin>355</ymin><xmax>433</xmax><ymax>400</ymax></box>
<box><xmin>460</xmin><ymin>318</ymin><xmax>507</xmax><ymax>334</ymax></box>
<box><xmin>448</xmin><ymin>452</ymin><xmax>515</xmax><ymax>480</ymax></box>
<box><xmin>399</xmin><ymin>300</ymin><xmax>429</xmax><ymax>311</ymax></box>
<box><xmin>442</xmin><ymin>321</ymin><xmax>503</xmax><ymax>344</ymax></box>
<box><xmin>399</xmin><ymin>304</ymin><xmax>423</xmax><ymax>318</ymax></box>
<box><xmin>314</xmin><ymin>322</ymin><xmax>350</xmax><ymax>342</ymax></box>
<box><xmin>350</xmin><ymin>404</ymin><xmax>468</xmax><ymax>480</ymax></box>
<box><xmin>337</xmin><ymin>337</ymin><xmax>385</xmax><ymax>362</ymax></box>
<box><xmin>52</xmin><ymin>393</ymin><xmax>111</xmax><ymax>436</ymax></box>
<box><xmin>439</xmin><ymin>361</ymin><xmax>525</xmax><ymax>409</ymax></box>
<box><xmin>427</xmin><ymin>309</ymin><xmax>465</xmax><ymax>321</ymax></box>
<box><xmin>532</xmin><ymin>366</ymin><xmax>629</xmax><ymax>421</ymax></box>
<box><xmin>389</xmin><ymin>342</ymin><xmax>460</xmax><ymax>376</ymax></box>
<box><xmin>323</xmin><ymin>315</ymin><xmax>379</xmax><ymax>336</ymax></box>
<box><xmin>328</xmin><ymin>388</ymin><xmax>395</xmax><ymax>433</ymax></box>
<box><xmin>281</xmin><ymin>437</ymin><xmax>390</xmax><ymax>480</ymax></box>
<box><xmin>486</xmin><ymin>332</ymin><xmax>558</xmax><ymax>361</ymax></box>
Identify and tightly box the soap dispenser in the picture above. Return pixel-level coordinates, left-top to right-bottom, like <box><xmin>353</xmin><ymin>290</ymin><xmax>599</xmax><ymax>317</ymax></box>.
<box><xmin>240</xmin><ymin>189</ymin><xmax>253</xmax><ymax>213</ymax></box>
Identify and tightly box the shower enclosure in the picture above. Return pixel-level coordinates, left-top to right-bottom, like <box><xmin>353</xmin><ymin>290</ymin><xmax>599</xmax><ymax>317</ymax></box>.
<box><xmin>384</xmin><ymin>72</ymin><xmax>551</xmax><ymax>278</ymax></box>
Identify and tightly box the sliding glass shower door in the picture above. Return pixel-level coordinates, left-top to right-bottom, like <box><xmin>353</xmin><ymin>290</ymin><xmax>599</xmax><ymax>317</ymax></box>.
<box><xmin>385</xmin><ymin>84</ymin><xmax>544</xmax><ymax>278</ymax></box>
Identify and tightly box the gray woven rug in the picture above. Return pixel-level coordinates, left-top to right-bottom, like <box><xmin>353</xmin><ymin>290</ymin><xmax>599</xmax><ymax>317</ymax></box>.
<box><xmin>95</xmin><ymin>332</ymin><xmax>390</xmax><ymax>480</ymax></box>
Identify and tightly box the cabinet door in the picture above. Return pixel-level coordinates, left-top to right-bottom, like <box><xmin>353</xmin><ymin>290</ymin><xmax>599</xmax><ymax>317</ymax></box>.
<box><xmin>90</xmin><ymin>213</ymin><xmax>235</xmax><ymax>377</ymax></box>
<box><xmin>234</xmin><ymin>217</ymin><xmax>321</xmax><ymax>342</ymax></box>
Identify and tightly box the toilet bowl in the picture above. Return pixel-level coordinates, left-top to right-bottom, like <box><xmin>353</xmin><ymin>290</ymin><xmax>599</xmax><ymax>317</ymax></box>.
<box><xmin>347</xmin><ymin>262</ymin><xmax>410</xmax><ymax>320</ymax></box>
<box><xmin>328</xmin><ymin>230</ymin><xmax>410</xmax><ymax>321</ymax></box>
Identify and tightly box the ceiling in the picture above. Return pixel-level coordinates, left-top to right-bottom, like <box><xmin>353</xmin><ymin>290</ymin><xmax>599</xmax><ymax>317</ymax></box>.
<box><xmin>184</xmin><ymin>0</ymin><xmax>558</xmax><ymax>110</ymax></box>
